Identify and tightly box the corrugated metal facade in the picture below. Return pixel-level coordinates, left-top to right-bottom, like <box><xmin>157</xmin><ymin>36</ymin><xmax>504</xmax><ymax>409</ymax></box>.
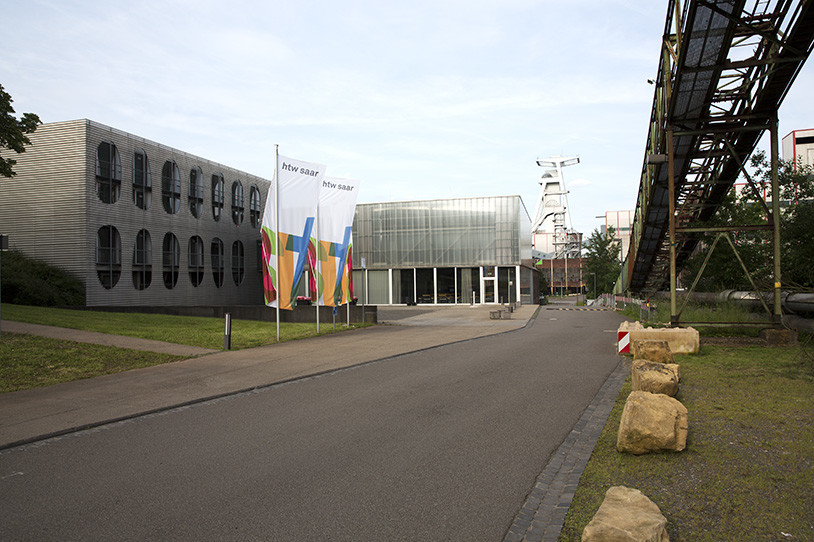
<box><xmin>1</xmin><ymin>120</ymin><xmax>88</xmax><ymax>279</ymax></box>
<box><xmin>1</xmin><ymin>119</ymin><xmax>271</xmax><ymax>307</ymax></box>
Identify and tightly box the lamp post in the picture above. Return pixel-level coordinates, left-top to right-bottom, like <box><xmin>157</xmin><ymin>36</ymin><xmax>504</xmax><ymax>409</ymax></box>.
<box><xmin>590</xmin><ymin>272</ymin><xmax>596</xmax><ymax>301</ymax></box>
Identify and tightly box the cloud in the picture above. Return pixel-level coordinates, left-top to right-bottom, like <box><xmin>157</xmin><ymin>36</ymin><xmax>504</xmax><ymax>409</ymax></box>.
<box><xmin>2</xmin><ymin>0</ymin><xmax>811</xmax><ymax>239</ymax></box>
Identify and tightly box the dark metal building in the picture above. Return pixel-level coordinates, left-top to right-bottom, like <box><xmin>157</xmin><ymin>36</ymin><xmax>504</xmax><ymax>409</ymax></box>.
<box><xmin>0</xmin><ymin>119</ymin><xmax>270</xmax><ymax>307</ymax></box>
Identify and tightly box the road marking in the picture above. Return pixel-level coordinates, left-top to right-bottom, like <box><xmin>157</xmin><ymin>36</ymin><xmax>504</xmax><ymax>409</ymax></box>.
<box><xmin>546</xmin><ymin>307</ymin><xmax>610</xmax><ymax>312</ymax></box>
<box><xmin>2</xmin><ymin>471</ymin><xmax>24</xmax><ymax>480</ymax></box>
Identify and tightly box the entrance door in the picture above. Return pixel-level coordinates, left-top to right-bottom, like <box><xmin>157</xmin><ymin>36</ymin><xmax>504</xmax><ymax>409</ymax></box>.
<box><xmin>483</xmin><ymin>280</ymin><xmax>495</xmax><ymax>303</ymax></box>
<box><xmin>482</xmin><ymin>266</ymin><xmax>496</xmax><ymax>303</ymax></box>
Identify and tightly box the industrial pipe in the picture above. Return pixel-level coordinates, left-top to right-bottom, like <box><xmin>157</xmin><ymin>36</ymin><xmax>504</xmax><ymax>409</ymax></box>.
<box><xmin>653</xmin><ymin>290</ymin><xmax>814</xmax><ymax>315</ymax></box>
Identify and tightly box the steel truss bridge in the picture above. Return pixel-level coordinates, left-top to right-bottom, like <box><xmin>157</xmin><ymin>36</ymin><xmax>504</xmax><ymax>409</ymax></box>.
<box><xmin>617</xmin><ymin>0</ymin><xmax>814</xmax><ymax>324</ymax></box>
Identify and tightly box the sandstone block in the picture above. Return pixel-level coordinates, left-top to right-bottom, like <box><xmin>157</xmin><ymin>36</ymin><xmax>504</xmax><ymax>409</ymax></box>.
<box><xmin>617</xmin><ymin>391</ymin><xmax>688</xmax><ymax>454</ymax></box>
<box><xmin>631</xmin><ymin>360</ymin><xmax>679</xmax><ymax>396</ymax></box>
<box><xmin>664</xmin><ymin>363</ymin><xmax>680</xmax><ymax>382</ymax></box>
<box><xmin>582</xmin><ymin>486</ymin><xmax>669</xmax><ymax>542</ymax></box>
<box><xmin>618</xmin><ymin>321</ymin><xmax>699</xmax><ymax>354</ymax></box>
<box><xmin>633</xmin><ymin>339</ymin><xmax>674</xmax><ymax>364</ymax></box>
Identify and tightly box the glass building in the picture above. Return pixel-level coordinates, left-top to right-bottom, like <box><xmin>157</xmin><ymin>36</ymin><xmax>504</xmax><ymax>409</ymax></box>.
<box><xmin>351</xmin><ymin>196</ymin><xmax>539</xmax><ymax>305</ymax></box>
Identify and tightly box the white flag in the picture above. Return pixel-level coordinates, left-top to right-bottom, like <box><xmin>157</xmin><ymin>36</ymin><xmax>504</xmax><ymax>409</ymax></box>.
<box><xmin>309</xmin><ymin>177</ymin><xmax>360</xmax><ymax>306</ymax></box>
<box><xmin>261</xmin><ymin>155</ymin><xmax>325</xmax><ymax>310</ymax></box>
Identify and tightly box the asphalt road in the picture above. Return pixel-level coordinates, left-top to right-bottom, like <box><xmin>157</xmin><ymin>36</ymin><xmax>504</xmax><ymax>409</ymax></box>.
<box><xmin>0</xmin><ymin>307</ymin><xmax>624</xmax><ymax>541</ymax></box>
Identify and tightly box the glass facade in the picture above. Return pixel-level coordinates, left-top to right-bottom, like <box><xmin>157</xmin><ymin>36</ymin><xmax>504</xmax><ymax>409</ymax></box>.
<box><xmin>353</xmin><ymin>196</ymin><xmax>531</xmax><ymax>269</ymax></box>
<box><xmin>351</xmin><ymin>196</ymin><xmax>536</xmax><ymax>305</ymax></box>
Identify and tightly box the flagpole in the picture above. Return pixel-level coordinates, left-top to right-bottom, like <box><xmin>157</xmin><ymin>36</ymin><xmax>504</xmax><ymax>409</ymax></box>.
<box><xmin>315</xmin><ymin>200</ymin><xmax>320</xmax><ymax>333</ymax></box>
<box><xmin>275</xmin><ymin>144</ymin><xmax>280</xmax><ymax>342</ymax></box>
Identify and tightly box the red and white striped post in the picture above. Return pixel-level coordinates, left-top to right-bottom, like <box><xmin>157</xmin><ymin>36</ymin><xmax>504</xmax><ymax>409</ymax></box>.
<box><xmin>617</xmin><ymin>330</ymin><xmax>631</xmax><ymax>354</ymax></box>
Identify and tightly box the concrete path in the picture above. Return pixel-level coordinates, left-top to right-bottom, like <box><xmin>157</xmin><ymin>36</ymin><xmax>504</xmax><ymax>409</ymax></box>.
<box><xmin>0</xmin><ymin>304</ymin><xmax>537</xmax><ymax>449</ymax></box>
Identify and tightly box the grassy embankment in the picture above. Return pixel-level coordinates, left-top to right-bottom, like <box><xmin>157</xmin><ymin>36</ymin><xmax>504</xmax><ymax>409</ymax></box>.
<box><xmin>0</xmin><ymin>303</ymin><xmax>370</xmax><ymax>393</ymax></box>
<box><xmin>621</xmin><ymin>299</ymin><xmax>770</xmax><ymax>336</ymax></box>
<box><xmin>559</xmin><ymin>303</ymin><xmax>814</xmax><ymax>541</ymax></box>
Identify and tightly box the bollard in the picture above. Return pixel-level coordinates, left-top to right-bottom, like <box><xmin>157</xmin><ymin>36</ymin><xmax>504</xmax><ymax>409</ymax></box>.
<box><xmin>224</xmin><ymin>312</ymin><xmax>232</xmax><ymax>350</ymax></box>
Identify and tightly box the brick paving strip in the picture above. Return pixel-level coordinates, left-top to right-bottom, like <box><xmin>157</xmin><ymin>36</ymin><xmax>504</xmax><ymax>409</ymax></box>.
<box><xmin>504</xmin><ymin>358</ymin><xmax>630</xmax><ymax>542</ymax></box>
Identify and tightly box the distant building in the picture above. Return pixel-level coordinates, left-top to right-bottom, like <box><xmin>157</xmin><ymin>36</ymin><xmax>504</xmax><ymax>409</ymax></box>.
<box><xmin>782</xmin><ymin>128</ymin><xmax>814</xmax><ymax>169</ymax></box>
<box><xmin>599</xmin><ymin>210</ymin><xmax>633</xmax><ymax>262</ymax></box>
<box><xmin>732</xmin><ymin>128</ymin><xmax>813</xmax><ymax>202</ymax></box>
<box><xmin>536</xmin><ymin>257</ymin><xmax>583</xmax><ymax>295</ymax></box>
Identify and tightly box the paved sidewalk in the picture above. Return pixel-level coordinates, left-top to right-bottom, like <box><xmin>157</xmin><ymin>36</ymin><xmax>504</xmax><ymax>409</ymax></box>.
<box><xmin>0</xmin><ymin>304</ymin><xmax>537</xmax><ymax>449</ymax></box>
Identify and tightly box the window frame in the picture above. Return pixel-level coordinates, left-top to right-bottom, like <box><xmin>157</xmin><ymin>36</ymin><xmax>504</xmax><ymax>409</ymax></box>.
<box><xmin>211</xmin><ymin>238</ymin><xmax>225</xmax><ymax>288</ymax></box>
<box><xmin>96</xmin><ymin>225</ymin><xmax>121</xmax><ymax>289</ymax></box>
<box><xmin>162</xmin><ymin>232</ymin><xmax>181</xmax><ymax>289</ymax></box>
<box><xmin>231</xmin><ymin>180</ymin><xmax>245</xmax><ymax>226</ymax></box>
<box><xmin>189</xmin><ymin>166</ymin><xmax>204</xmax><ymax>218</ymax></box>
<box><xmin>96</xmin><ymin>141</ymin><xmax>122</xmax><ymax>204</ymax></box>
<box><xmin>133</xmin><ymin>148</ymin><xmax>152</xmax><ymax>210</ymax></box>
<box><xmin>232</xmin><ymin>240</ymin><xmax>245</xmax><ymax>285</ymax></box>
<box><xmin>188</xmin><ymin>235</ymin><xmax>205</xmax><ymax>287</ymax></box>
<box><xmin>161</xmin><ymin>160</ymin><xmax>182</xmax><ymax>214</ymax></box>
<box><xmin>132</xmin><ymin>229</ymin><xmax>152</xmax><ymax>290</ymax></box>
<box><xmin>212</xmin><ymin>173</ymin><xmax>225</xmax><ymax>221</ymax></box>
<box><xmin>249</xmin><ymin>184</ymin><xmax>262</xmax><ymax>227</ymax></box>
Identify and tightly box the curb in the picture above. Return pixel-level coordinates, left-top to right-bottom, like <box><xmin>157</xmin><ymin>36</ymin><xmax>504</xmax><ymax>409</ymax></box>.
<box><xmin>504</xmin><ymin>358</ymin><xmax>630</xmax><ymax>541</ymax></box>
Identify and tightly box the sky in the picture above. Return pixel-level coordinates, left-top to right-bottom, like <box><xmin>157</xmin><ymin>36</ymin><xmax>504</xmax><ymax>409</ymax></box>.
<box><xmin>2</xmin><ymin>0</ymin><xmax>812</xmax><ymax>236</ymax></box>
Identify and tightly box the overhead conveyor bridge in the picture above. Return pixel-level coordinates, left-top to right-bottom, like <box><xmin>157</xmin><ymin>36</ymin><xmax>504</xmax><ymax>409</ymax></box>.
<box><xmin>617</xmin><ymin>0</ymin><xmax>814</xmax><ymax>323</ymax></box>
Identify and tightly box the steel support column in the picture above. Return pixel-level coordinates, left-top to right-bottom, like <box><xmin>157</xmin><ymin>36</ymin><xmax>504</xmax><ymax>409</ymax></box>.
<box><xmin>619</xmin><ymin>0</ymin><xmax>814</xmax><ymax>297</ymax></box>
<box><xmin>668</xmin><ymin>126</ymin><xmax>677</xmax><ymax>326</ymax></box>
<box><xmin>770</xmin><ymin>117</ymin><xmax>782</xmax><ymax>325</ymax></box>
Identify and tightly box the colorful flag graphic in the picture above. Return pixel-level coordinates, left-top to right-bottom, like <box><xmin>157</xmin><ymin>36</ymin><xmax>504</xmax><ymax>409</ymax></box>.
<box><xmin>261</xmin><ymin>155</ymin><xmax>325</xmax><ymax>310</ymax></box>
<box><xmin>308</xmin><ymin>177</ymin><xmax>360</xmax><ymax>306</ymax></box>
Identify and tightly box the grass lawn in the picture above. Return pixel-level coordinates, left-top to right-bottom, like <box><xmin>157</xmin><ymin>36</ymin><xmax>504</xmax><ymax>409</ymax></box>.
<box><xmin>1</xmin><ymin>303</ymin><xmax>373</xmax><ymax>393</ymax></box>
<box><xmin>621</xmin><ymin>300</ymin><xmax>772</xmax><ymax>337</ymax></box>
<box><xmin>1</xmin><ymin>303</ymin><xmax>370</xmax><ymax>350</ymax></box>
<box><xmin>0</xmin><ymin>333</ymin><xmax>185</xmax><ymax>393</ymax></box>
<box><xmin>559</xmin><ymin>342</ymin><xmax>814</xmax><ymax>541</ymax></box>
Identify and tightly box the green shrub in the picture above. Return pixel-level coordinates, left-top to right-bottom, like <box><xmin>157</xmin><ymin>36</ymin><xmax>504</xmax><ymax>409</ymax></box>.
<box><xmin>0</xmin><ymin>250</ymin><xmax>84</xmax><ymax>306</ymax></box>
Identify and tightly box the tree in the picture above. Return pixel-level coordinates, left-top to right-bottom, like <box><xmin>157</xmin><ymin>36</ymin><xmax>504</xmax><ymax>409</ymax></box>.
<box><xmin>538</xmin><ymin>267</ymin><xmax>549</xmax><ymax>299</ymax></box>
<box><xmin>0</xmin><ymin>84</ymin><xmax>41</xmax><ymax>178</ymax></box>
<box><xmin>681</xmin><ymin>150</ymin><xmax>814</xmax><ymax>290</ymax></box>
<box><xmin>583</xmin><ymin>226</ymin><xmax>621</xmax><ymax>296</ymax></box>
<box><xmin>680</xmin><ymin>188</ymin><xmax>770</xmax><ymax>291</ymax></box>
<box><xmin>782</xmin><ymin>200</ymin><xmax>814</xmax><ymax>288</ymax></box>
